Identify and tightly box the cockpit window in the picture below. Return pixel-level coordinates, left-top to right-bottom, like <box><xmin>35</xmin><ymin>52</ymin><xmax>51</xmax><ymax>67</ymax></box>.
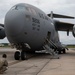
<box><xmin>16</xmin><ymin>5</ymin><xmax>25</xmax><ymax>10</ymax></box>
<box><xmin>26</xmin><ymin>7</ymin><xmax>32</xmax><ymax>13</ymax></box>
<box><xmin>11</xmin><ymin>6</ymin><xmax>17</xmax><ymax>10</ymax></box>
<box><xmin>11</xmin><ymin>5</ymin><xmax>26</xmax><ymax>10</ymax></box>
<box><xmin>26</xmin><ymin>7</ymin><xmax>37</xmax><ymax>15</ymax></box>
<box><xmin>11</xmin><ymin>4</ymin><xmax>37</xmax><ymax>15</ymax></box>
<box><xmin>31</xmin><ymin>8</ymin><xmax>37</xmax><ymax>15</ymax></box>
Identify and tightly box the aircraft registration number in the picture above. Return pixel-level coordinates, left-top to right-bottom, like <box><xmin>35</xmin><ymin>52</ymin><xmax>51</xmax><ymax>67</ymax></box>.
<box><xmin>32</xmin><ymin>18</ymin><xmax>40</xmax><ymax>24</ymax></box>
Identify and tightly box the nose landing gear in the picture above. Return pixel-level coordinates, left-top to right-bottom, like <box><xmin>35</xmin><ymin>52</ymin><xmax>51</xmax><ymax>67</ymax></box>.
<box><xmin>14</xmin><ymin>51</ymin><xmax>27</xmax><ymax>60</ymax></box>
<box><xmin>21</xmin><ymin>51</ymin><xmax>27</xmax><ymax>60</ymax></box>
<box><xmin>14</xmin><ymin>51</ymin><xmax>20</xmax><ymax>60</ymax></box>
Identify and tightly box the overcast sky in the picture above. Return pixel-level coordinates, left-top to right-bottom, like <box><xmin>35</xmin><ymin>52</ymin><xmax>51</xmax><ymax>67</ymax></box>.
<box><xmin>0</xmin><ymin>0</ymin><xmax>75</xmax><ymax>44</ymax></box>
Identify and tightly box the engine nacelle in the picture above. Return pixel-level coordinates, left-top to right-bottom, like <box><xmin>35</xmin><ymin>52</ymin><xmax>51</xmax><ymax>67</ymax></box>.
<box><xmin>72</xmin><ymin>25</ymin><xmax>75</xmax><ymax>37</ymax></box>
<box><xmin>0</xmin><ymin>26</ymin><xmax>6</xmax><ymax>39</ymax></box>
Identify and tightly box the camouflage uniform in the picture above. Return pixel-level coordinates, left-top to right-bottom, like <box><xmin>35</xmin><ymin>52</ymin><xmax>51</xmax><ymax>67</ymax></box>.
<box><xmin>0</xmin><ymin>58</ymin><xmax>8</xmax><ymax>74</ymax></box>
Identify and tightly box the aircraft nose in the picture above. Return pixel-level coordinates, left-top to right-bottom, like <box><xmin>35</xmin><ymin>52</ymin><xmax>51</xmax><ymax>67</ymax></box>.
<box><xmin>5</xmin><ymin>11</ymin><xmax>24</xmax><ymax>36</ymax></box>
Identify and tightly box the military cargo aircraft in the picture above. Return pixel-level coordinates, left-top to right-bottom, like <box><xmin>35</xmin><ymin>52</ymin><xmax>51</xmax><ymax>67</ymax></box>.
<box><xmin>0</xmin><ymin>3</ymin><xmax>75</xmax><ymax>60</ymax></box>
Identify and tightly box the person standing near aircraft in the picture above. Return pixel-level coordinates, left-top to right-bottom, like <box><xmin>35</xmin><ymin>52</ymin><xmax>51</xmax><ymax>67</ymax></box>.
<box><xmin>0</xmin><ymin>54</ymin><xmax>8</xmax><ymax>74</ymax></box>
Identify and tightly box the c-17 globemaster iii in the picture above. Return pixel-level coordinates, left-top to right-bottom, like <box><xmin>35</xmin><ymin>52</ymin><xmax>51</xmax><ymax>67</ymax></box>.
<box><xmin>0</xmin><ymin>3</ymin><xmax>75</xmax><ymax>60</ymax></box>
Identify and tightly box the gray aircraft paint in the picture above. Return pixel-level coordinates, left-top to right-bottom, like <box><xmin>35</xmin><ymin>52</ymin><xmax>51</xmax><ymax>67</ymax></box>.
<box><xmin>4</xmin><ymin>3</ymin><xmax>56</xmax><ymax>50</ymax></box>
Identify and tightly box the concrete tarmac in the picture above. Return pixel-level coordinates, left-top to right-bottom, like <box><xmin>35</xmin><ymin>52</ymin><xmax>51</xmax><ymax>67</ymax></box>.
<box><xmin>0</xmin><ymin>48</ymin><xmax>75</xmax><ymax>75</ymax></box>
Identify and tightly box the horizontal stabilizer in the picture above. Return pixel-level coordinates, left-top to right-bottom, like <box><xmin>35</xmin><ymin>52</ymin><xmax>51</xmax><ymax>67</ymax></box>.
<box><xmin>48</xmin><ymin>11</ymin><xmax>75</xmax><ymax>19</ymax></box>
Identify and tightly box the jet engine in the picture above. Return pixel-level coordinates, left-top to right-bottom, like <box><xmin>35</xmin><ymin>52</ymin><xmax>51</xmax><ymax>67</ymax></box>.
<box><xmin>72</xmin><ymin>25</ymin><xmax>75</xmax><ymax>37</ymax></box>
<box><xmin>0</xmin><ymin>24</ymin><xmax>6</xmax><ymax>39</ymax></box>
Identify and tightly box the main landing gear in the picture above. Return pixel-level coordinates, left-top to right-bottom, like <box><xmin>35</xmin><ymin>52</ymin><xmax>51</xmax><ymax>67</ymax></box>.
<box><xmin>14</xmin><ymin>51</ymin><xmax>27</xmax><ymax>60</ymax></box>
<box><xmin>58</xmin><ymin>49</ymin><xmax>66</xmax><ymax>54</ymax></box>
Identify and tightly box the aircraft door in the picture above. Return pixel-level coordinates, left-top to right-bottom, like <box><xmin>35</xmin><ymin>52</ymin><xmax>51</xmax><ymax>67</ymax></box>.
<box><xmin>47</xmin><ymin>31</ymin><xmax>51</xmax><ymax>40</ymax></box>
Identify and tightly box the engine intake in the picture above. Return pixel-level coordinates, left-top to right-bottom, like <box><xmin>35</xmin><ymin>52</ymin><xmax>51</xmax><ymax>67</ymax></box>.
<box><xmin>0</xmin><ymin>25</ymin><xmax>6</xmax><ymax>39</ymax></box>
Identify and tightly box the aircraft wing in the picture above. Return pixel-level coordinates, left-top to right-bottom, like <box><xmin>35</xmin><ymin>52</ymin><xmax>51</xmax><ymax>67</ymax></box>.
<box><xmin>47</xmin><ymin>11</ymin><xmax>75</xmax><ymax>36</ymax></box>
<box><xmin>54</xmin><ymin>20</ymin><xmax>75</xmax><ymax>36</ymax></box>
<box><xmin>47</xmin><ymin>11</ymin><xmax>74</xmax><ymax>31</ymax></box>
<box><xmin>47</xmin><ymin>11</ymin><xmax>75</xmax><ymax>19</ymax></box>
<box><xmin>54</xmin><ymin>20</ymin><xmax>74</xmax><ymax>31</ymax></box>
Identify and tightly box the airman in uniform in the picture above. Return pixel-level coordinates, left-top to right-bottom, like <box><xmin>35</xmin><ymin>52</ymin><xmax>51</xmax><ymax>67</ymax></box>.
<box><xmin>0</xmin><ymin>54</ymin><xmax>8</xmax><ymax>74</ymax></box>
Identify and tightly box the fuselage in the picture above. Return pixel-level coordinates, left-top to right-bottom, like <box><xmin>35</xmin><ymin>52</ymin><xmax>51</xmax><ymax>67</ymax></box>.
<box><xmin>5</xmin><ymin>3</ymin><xmax>59</xmax><ymax>50</ymax></box>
